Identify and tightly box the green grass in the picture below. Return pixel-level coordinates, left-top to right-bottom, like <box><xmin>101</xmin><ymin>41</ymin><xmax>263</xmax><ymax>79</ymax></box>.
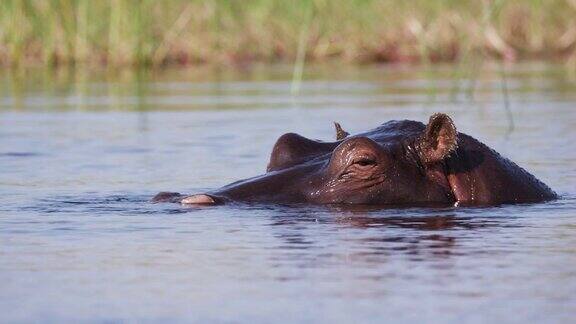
<box><xmin>1</xmin><ymin>0</ymin><xmax>575</xmax><ymax>67</ymax></box>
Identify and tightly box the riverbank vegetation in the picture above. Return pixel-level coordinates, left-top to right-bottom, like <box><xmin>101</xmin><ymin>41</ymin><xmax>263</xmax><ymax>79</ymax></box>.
<box><xmin>1</xmin><ymin>0</ymin><xmax>576</xmax><ymax>67</ymax></box>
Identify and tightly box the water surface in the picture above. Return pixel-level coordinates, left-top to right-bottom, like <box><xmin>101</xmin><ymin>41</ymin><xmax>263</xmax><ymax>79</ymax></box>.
<box><xmin>1</xmin><ymin>63</ymin><xmax>575</xmax><ymax>323</ymax></box>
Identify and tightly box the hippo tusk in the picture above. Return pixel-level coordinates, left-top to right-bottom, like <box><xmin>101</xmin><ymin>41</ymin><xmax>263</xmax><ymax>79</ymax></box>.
<box><xmin>334</xmin><ymin>122</ymin><xmax>349</xmax><ymax>140</ymax></box>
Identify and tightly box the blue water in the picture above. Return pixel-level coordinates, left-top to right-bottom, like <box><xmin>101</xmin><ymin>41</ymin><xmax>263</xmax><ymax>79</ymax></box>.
<box><xmin>1</xmin><ymin>63</ymin><xmax>575</xmax><ymax>323</ymax></box>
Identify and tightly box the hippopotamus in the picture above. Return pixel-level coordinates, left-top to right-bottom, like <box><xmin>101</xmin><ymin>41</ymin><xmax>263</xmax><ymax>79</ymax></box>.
<box><xmin>153</xmin><ymin>113</ymin><xmax>557</xmax><ymax>207</ymax></box>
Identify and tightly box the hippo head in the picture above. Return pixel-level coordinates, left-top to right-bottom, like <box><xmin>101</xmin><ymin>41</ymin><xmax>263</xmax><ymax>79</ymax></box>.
<box><xmin>164</xmin><ymin>113</ymin><xmax>460</xmax><ymax>206</ymax></box>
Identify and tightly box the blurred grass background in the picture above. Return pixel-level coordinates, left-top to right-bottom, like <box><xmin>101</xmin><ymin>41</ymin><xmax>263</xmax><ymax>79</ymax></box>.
<box><xmin>1</xmin><ymin>0</ymin><xmax>576</xmax><ymax>68</ymax></box>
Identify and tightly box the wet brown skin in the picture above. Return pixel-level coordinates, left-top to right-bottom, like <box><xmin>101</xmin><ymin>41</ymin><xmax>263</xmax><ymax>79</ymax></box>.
<box><xmin>153</xmin><ymin>113</ymin><xmax>557</xmax><ymax>207</ymax></box>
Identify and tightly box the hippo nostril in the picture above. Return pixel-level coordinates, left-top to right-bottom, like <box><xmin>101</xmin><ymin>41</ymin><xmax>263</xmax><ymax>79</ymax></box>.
<box><xmin>181</xmin><ymin>194</ymin><xmax>217</xmax><ymax>205</ymax></box>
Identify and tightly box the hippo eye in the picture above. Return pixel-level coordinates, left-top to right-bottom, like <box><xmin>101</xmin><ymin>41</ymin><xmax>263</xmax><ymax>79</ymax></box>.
<box><xmin>352</xmin><ymin>156</ymin><xmax>377</xmax><ymax>168</ymax></box>
<box><xmin>339</xmin><ymin>155</ymin><xmax>378</xmax><ymax>179</ymax></box>
<box><xmin>356</xmin><ymin>158</ymin><xmax>375</xmax><ymax>166</ymax></box>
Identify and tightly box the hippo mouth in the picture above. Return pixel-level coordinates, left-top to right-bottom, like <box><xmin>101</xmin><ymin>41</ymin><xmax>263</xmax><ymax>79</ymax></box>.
<box><xmin>152</xmin><ymin>192</ymin><xmax>222</xmax><ymax>205</ymax></box>
<box><xmin>181</xmin><ymin>194</ymin><xmax>220</xmax><ymax>205</ymax></box>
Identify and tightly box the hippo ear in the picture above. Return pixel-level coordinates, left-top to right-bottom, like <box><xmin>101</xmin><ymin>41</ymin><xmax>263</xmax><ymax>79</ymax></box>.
<box><xmin>334</xmin><ymin>122</ymin><xmax>349</xmax><ymax>141</ymax></box>
<box><xmin>418</xmin><ymin>113</ymin><xmax>458</xmax><ymax>163</ymax></box>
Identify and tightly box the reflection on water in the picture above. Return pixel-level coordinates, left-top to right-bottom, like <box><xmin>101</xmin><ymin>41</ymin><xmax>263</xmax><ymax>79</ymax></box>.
<box><xmin>1</xmin><ymin>63</ymin><xmax>576</xmax><ymax>323</ymax></box>
<box><xmin>3</xmin><ymin>63</ymin><xmax>576</xmax><ymax>112</ymax></box>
